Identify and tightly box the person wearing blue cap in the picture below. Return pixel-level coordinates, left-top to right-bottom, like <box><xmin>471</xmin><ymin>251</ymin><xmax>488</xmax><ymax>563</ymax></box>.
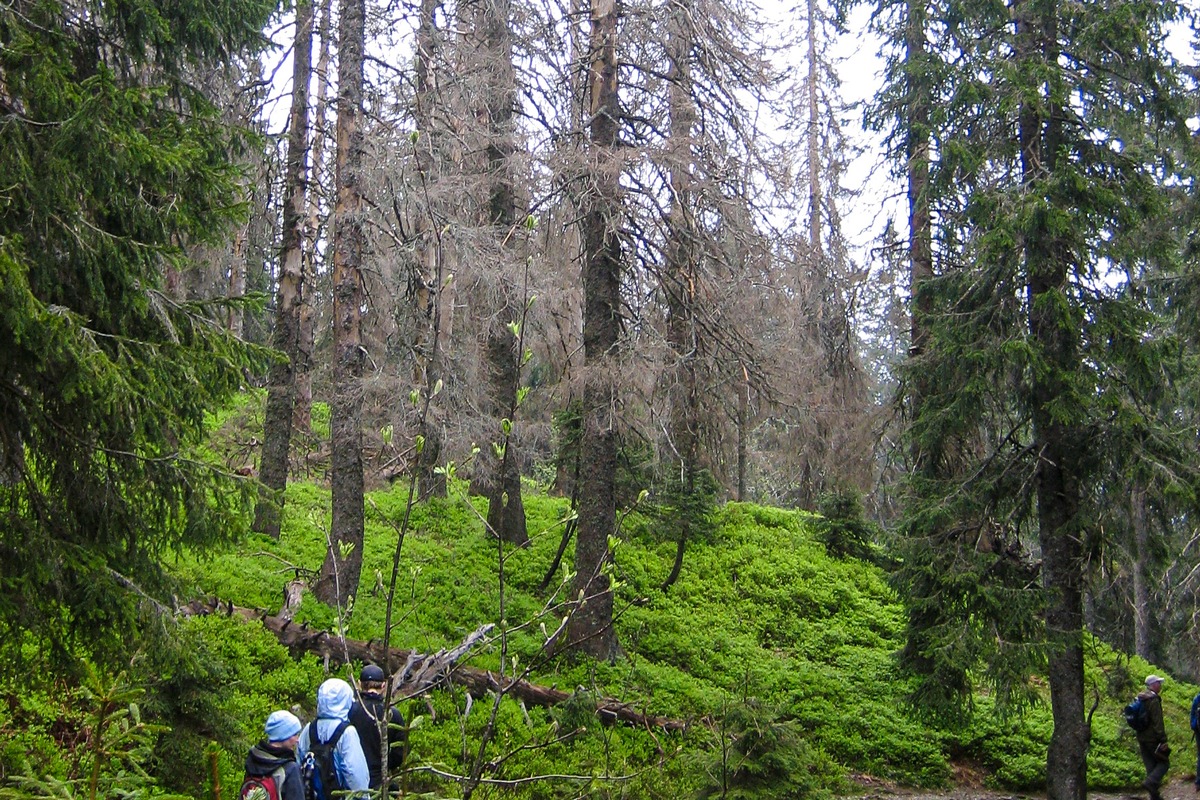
<box><xmin>297</xmin><ymin>678</ymin><xmax>370</xmax><ymax>798</ymax></box>
<box><xmin>241</xmin><ymin>710</ymin><xmax>304</xmax><ymax>800</ymax></box>
<box><xmin>349</xmin><ymin>664</ymin><xmax>407</xmax><ymax>789</ymax></box>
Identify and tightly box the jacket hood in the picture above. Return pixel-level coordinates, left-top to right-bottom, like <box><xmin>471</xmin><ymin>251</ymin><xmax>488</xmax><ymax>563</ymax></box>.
<box><xmin>316</xmin><ymin>678</ymin><xmax>355</xmax><ymax>720</ymax></box>
<box><xmin>245</xmin><ymin>742</ymin><xmax>293</xmax><ymax>775</ymax></box>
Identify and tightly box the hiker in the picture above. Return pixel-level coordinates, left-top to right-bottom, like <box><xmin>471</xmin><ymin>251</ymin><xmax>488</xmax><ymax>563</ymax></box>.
<box><xmin>1192</xmin><ymin>689</ymin><xmax>1200</xmax><ymax>791</ymax></box>
<box><xmin>241</xmin><ymin>710</ymin><xmax>305</xmax><ymax>800</ymax></box>
<box><xmin>349</xmin><ymin>664</ymin><xmax>407</xmax><ymax>789</ymax></box>
<box><xmin>1137</xmin><ymin>674</ymin><xmax>1170</xmax><ymax>800</ymax></box>
<box><xmin>297</xmin><ymin>678</ymin><xmax>370</xmax><ymax>798</ymax></box>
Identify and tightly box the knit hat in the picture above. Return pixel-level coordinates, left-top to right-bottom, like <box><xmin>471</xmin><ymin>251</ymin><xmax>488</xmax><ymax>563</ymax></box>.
<box><xmin>361</xmin><ymin>664</ymin><xmax>386</xmax><ymax>682</ymax></box>
<box><xmin>1146</xmin><ymin>674</ymin><xmax>1165</xmax><ymax>687</ymax></box>
<box><xmin>264</xmin><ymin>710</ymin><xmax>302</xmax><ymax>742</ymax></box>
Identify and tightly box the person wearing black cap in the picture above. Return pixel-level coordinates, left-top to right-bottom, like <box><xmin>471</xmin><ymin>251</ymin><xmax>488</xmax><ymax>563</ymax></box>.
<box><xmin>349</xmin><ymin>664</ymin><xmax>406</xmax><ymax>789</ymax></box>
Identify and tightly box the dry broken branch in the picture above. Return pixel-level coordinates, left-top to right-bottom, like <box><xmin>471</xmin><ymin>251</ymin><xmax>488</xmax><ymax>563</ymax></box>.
<box><xmin>179</xmin><ymin>597</ymin><xmax>687</xmax><ymax>733</ymax></box>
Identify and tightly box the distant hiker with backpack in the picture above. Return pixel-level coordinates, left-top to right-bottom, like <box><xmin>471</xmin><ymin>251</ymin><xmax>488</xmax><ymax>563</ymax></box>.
<box><xmin>241</xmin><ymin>710</ymin><xmax>305</xmax><ymax>800</ymax></box>
<box><xmin>349</xmin><ymin>664</ymin><xmax>406</xmax><ymax>790</ymax></box>
<box><xmin>1135</xmin><ymin>674</ymin><xmax>1170</xmax><ymax>800</ymax></box>
<box><xmin>297</xmin><ymin>678</ymin><xmax>370</xmax><ymax>799</ymax></box>
<box><xmin>1191</xmin><ymin>690</ymin><xmax>1200</xmax><ymax>791</ymax></box>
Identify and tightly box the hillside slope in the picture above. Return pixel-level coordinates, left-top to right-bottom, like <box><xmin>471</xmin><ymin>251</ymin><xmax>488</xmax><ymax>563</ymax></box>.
<box><xmin>169</xmin><ymin>480</ymin><xmax>1188</xmax><ymax>798</ymax></box>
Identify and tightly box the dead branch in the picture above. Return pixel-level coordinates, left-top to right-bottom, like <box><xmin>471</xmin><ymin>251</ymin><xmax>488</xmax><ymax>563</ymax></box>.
<box><xmin>179</xmin><ymin>597</ymin><xmax>686</xmax><ymax>733</ymax></box>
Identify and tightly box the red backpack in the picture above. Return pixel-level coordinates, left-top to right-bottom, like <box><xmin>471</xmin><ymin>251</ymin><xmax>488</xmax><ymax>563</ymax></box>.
<box><xmin>239</xmin><ymin>765</ymin><xmax>287</xmax><ymax>800</ymax></box>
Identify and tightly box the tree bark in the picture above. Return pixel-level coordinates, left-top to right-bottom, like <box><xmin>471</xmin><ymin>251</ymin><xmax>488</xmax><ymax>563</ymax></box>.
<box><xmin>479</xmin><ymin>0</ymin><xmax>528</xmax><ymax>545</ymax></box>
<box><xmin>408</xmin><ymin>0</ymin><xmax>447</xmax><ymax>500</ymax></box>
<box><xmin>295</xmin><ymin>0</ymin><xmax>332</xmax><ymax>437</ymax></box>
<box><xmin>316</xmin><ymin>0</ymin><xmax>367</xmax><ymax>608</ymax></box>
<box><xmin>662</xmin><ymin>0</ymin><xmax>697</xmax><ymax>592</ymax></box>
<box><xmin>906</xmin><ymin>0</ymin><xmax>931</xmax><ymax>365</ymax></box>
<box><xmin>483</xmin><ymin>308</ymin><xmax>529</xmax><ymax>544</ymax></box>
<box><xmin>736</xmin><ymin>376</ymin><xmax>747</xmax><ymax>502</ymax></box>
<box><xmin>228</xmin><ymin>226</ymin><xmax>246</xmax><ymax>337</ymax></box>
<box><xmin>806</xmin><ymin>0</ymin><xmax>822</xmax><ymax>265</ymax></box>
<box><xmin>255</xmin><ymin>0</ymin><xmax>313</xmax><ymax>539</ymax></box>
<box><xmin>566</xmin><ymin>0</ymin><xmax>622</xmax><ymax>661</ymax></box>
<box><xmin>1132</xmin><ymin>481</ymin><xmax>1152</xmax><ymax>660</ymax></box>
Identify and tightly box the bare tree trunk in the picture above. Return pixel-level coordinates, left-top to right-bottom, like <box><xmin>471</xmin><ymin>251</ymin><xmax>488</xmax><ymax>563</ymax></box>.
<box><xmin>483</xmin><ymin>306</ymin><xmax>528</xmax><ymax>544</ymax></box>
<box><xmin>737</xmin><ymin>374</ymin><xmax>748</xmax><ymax>502</ymax></box>
<box><xmin>480</xmin><ymin>0</ymin><xmax>527</xmax><ymax>545</ymax></box>
<box><xmin>228</xmin><ymin>226</ymin><xmax>247</xmax><ymax>337</ymax></box>
<box><xmin>567</xmin><ymin>0</ymin><xmax>622</xmax><ymax>661</ymax></box>
<box><xmin>295</xmin><ymin>0</ymin><xmax>333</xmax><ymax>436</ymax></box>
<box><xmin>1132</xmin><ymin>481</ymin><xmax>1152</xmax><ymax>660</ymax></box>
<box><xmin>662</xmin><ymin>0</ymin><xmax>696</xmax><ymax>592</ymax></box>
<box><xmin>906</xmin><ymin>0</ymin><xmax>932</xmax><ymax>366</ymax></box>
<box><xmin>315</xmin><ymin>0</ymin><xmax>367</xmax><ymax>608</ymax></box>
<box><xmin>255</xmin><ymin>0</ymin><xmax>313</xmax><ymax>538</ymax></box>
<box><xmin>413</xmin><ymin>0</ymin><xmax>446</xmax><ymax>500</ymax></box>
<box><xmin>806</xmin><ymin>0</ymin><xmax>822</xmax><ymax>266</ymax></box>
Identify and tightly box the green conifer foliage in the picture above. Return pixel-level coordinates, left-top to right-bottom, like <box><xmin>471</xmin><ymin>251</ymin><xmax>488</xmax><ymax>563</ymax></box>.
<box><xmin>869</xmin><ymin>0</ymin><xmax>1200</xmax><ymax>795</ymax></box>
<box><xmin>0</xmin><ymin>0</ymin><xmax>275</xmax><ymax>661</ymax></box>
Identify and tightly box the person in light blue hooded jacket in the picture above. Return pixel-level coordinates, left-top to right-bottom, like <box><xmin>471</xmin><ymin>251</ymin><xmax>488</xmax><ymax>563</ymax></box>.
<box><xmin>297</xmin><ymin>678</ymin><xmax>371</xmax><ymax>797</ymax></box>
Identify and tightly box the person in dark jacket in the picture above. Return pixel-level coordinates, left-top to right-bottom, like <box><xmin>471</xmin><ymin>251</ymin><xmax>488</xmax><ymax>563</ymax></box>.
<box><xmin>1136</xmin><ymin>674</ymin><xmax>1169</xmax><ymax>800</ymax></box>
<box><xmin>243</xmin><ymin>710</ymin><xmax>305</xmax><ymax>800</ymax></box>
<box><xmin>349</xmin><ymin>664</ymin><xmax>406</xmax><ymax>789</ymax></box>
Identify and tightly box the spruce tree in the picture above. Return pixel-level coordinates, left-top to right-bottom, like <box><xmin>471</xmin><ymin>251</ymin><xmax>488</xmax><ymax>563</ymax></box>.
<box><xmin>868</xmin><ymin>0</ymin><xmax>1200</xmax><ymax>797</ymax></box>
<box><xmin>0</xmin><ymin>0</ymin><xmax>275</xmax><ymax>658</ymax></box>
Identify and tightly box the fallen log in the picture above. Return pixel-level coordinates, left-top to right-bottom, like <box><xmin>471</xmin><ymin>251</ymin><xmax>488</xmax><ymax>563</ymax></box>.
<box><xmin>180</xmin><ymin>597</ymin><xmax>687</xmax><ymax>733</ymax></box>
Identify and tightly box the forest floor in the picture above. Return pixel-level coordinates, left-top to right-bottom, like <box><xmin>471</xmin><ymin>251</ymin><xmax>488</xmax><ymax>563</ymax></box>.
<box><xmin>857</xmin><ymin>788</ymin><xmax>1193</xmax><ymax>800</ymax></box>
<box><xmin>850</xmin><ymin>764</ymin><xmax>1200</xmax><ymax>800</ymax></box>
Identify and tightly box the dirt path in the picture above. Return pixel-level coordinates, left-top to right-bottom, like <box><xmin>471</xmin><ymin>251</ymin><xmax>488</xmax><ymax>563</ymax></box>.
<box><xmin>851</xmin><ymin>776</ymin><xmax>1197</xmax><ymax>800</ymax></box>
<box><xmin>857</xmin><ymin>790</ymin><xmax>1189</xmax><ymax>800</ymax></box>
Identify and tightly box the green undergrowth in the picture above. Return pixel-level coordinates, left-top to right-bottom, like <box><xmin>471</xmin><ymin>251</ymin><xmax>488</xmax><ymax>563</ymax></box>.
<box><xmin>1</xmin><ymin>393</ymin><xmax>1189</xmax><ymax>797</ymax></box>
<box><xmin>156</xmin><ymin>474</ymin><xmax>1188</xmax><ymax>797</ymax></box>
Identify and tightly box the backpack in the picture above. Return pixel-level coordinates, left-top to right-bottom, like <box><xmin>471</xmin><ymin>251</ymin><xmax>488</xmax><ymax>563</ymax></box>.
<box><xmin>1123</xmin><ymin>696</ymin><xmax>1150</xmax><ymax>732</ymax></box>
<box><xmin>302</xmin><ymin>720</ymin><xmax>349</xmax><ymax>800</ymax></box>
<box><xmin>239</xmin><ymin>766</ymin><xmax>286</xmax><ymax>800</ymax></box>
<box><xmin>1190</xmin><ymin>692</ymin><xmax>1200</xmax><ymax>733</ymax></box>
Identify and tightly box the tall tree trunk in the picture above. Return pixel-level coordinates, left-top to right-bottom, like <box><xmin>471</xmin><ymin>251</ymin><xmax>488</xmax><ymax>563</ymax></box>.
<box><xmin>413</xmin><ymin>0</ymin><xmax>446</xmax><ymax>500</ymax></box>
<box><xmin>228</xmin><ymin>227</ymin><xmax>247</xmax><ymax>336</ymax></box>
<box><xmin>897</xmin><ymin>0</ymin><xmax>944</xmax><ymax>686</ymax></box>
<box><xmin>736</xmin><ymin>371</ymin><xmax>748</xmax><ymax>502</ymax></box>
<box><xmin>315</xmin><ymin>0</ymin><xmax>367</xmax><ymax>608</ymax></box>
<box><xmin>483</xmin><ymin>305</ymin><xmax>528</xmax><ymax>544</ymax></box>
<box><xmin>255</xmin><ymin>0</ymin><xmax>313</xmax><ymax>538</ymax></box>
<box><xmin>296</xmin><ymin>0</ymin><xmax>333</xmax><ymax>436</ymax></box>
<box><xmin>567</xmin><ymin>0</ymin><xmax>622</xmax><ymax>661</ymax></box>
<box><xmin>662</xmin><ymin>0</ymin><xmax>696</xmax><ymax>592</ymax></box>
<box><xmin>480</xmin><ymin>0</ymin><xmax>527</xmax><ymax>545</ymax></box>
<box><xmin>906</xmin><ymin>0</ymin><xmax>931</xmax><ymax>366</ymax></box>
<box><xmin>1018</xmin><ymin>4</ymin><xmax>1086</xmax><ymax>799</ymax></box>
<box><xmin>1132</xmin><ymin>481</ymin><xmax>1152</xmax><ymax>661</ymax></box>
<box><xmin>806</xmin><ymin>0</ymin><xmax>822</xmax><ymax>267</ymax></box>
